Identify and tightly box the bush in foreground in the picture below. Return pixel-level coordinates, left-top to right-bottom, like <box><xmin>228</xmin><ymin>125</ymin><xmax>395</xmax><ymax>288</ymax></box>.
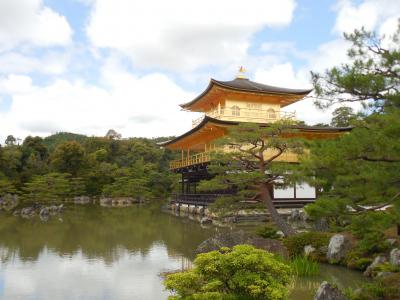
<box><xmin>164</xmin><ymin>245</ymin><xmax>293</xmax><ymax>300</ymax></box>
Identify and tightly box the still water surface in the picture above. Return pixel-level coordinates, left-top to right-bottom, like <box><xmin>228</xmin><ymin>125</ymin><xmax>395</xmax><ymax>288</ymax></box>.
<box><xmin>0</xmin><ymin>204</ymin><xmax>365</xmax><ymax>299</ymax></box>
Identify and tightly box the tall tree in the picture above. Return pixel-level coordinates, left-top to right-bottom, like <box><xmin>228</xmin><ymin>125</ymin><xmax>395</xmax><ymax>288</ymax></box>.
<box><xmin>199</xmin><ymin>122</ymin><xmax>304</xmax><ymax>236</ymax></box>
<box><xmin>305</xmin><ymin>24</ymin><xmax>400</xmax><ymax>237</ymax></box>
<box><xmin>50</xmin><ymin>141</ymin><xmax>86</xmax><ymax>177</ymax></box>
<box><xmin>330</xmin><ymin>106</ymin><xmax>357</xmax><ymax>127</ymax></box>
<box><xmin>4</xmin><ymin>135</ymin><xmax>16</xmax><ymax>147</ymax></box>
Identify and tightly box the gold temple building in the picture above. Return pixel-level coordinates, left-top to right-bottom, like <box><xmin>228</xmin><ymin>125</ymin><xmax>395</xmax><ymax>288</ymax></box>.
<box><xmin>161</xmin><ymin>69</ymin><xmax>350</xmax><ymax>207</ymax></box>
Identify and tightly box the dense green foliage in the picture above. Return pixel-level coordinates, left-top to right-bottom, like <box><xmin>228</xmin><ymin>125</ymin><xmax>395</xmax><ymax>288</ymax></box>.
<box><xmin>346</xmin><ymin>273</ymin><xmax>400</xmax><ymax>300</ymax></box>
<box><xmin>0</xmin><ymin>132</ymin><xmax>177</xmax><ymax>201</ymax></box>
<box><xmin>164</xmin><ymin>245</ymin><xmax>293</xmax><ymax>300</ymax></box>
<box><xmin>303</xmin><ymin>24</ymin><xmax>400</xmax><ymax>251</ymax></box>
<box><xmin>256</xmin><ymin>225</ymin><xmax>281</xmax><ymax>239</ymax></box>
<box><xmin>330</xmin><ymin>106</ymin><xmax>358</xmax><ymax>127</ymax></box>
<box><xmin>302</xmin><ymin>25</ymin><xmax>400</xmax><ymax>299</ymax></box>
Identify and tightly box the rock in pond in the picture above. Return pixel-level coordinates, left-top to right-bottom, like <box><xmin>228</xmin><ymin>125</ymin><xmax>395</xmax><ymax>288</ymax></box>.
<box><xmin>200</xmin><ymin>217</ymin><xmax>212</xmax><ymax>225</ymax></box>
<box><xmin>196</xmin><ymin>231</ymin><xmax>288</xmax><ymax>258</ymax></box>
<box><xmin>0</xmin><ymin>194</ymin><xmax>19</xmax><ymax>211</ymax></box>
<box><xmin>20</xmin><ymin>207</ymin><xmax>36</xmax><ymax>218</ymax></box>
<box><xmin>39</xmin><ymin>207</ymin><xmax>49</xmax><ymax>216</ymax></box>
<box><xmin>327</xmin><ymin>234</ymin><xmax>352</xmax><ymax>263</ymax></box>
<box><xmin>390</xmin><ymin>248</ymin><xmax>400</xmax><ymax>267</ymax></box>
<box><xmin>314</xmin><ymin>281</ymin><xmax>346</xmax><ymax>300</ymax></box>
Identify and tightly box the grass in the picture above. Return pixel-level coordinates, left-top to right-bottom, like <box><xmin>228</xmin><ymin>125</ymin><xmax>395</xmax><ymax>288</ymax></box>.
<box><xmin>290</xmin><ymin>256</ymin><xmax>320</xmax><ymax>276</ymax></box>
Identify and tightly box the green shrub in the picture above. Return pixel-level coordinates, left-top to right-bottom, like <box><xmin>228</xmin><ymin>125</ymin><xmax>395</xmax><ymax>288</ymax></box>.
<box><xmin>350</xmin><ymin>212</ymin><xmax>393</xmax><ymax>255</ymax></box>
<box><xmin>346</xmin><ymin>273</ymin><xmax>400</xmax><ymax>300</ymax></box>
<box><xmin>290</xmin><ymin>256</ymin><xmax>320</xmax><ymax>276</ymax></box>
<box><xmin>256</xmin><ymin>225</ymin><xmax>280</xmax><ymax>239</ymax></box>
<box><xmin>283</xmin><ymin>232</ymin><xmax>331</xmax><ymax>259</ymax></box>
<box><xmin>346</xmin><ymin>257</ymin><xmax>373</xmax><ymax>271</ymax></box>
<box><xmin>164</xmin><ymin>245</ymin><xmax>293</xmax><ymax>300</ymax></box>
<box><xmin>374</xmin><ymin>262</ymin><xmax>400</xmax><ymax>273</ymax></box>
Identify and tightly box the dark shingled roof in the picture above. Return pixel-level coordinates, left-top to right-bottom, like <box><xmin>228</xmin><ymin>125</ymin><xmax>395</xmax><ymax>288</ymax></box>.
<box><xmin>180</xmin><ymin>78</ymin><xmax>312</xmax><ymax>109</ymax></box>
<box><xmin>213</xmin><ymin>78</ymin><xmax>312</xmax><ymax>95</ymax></box>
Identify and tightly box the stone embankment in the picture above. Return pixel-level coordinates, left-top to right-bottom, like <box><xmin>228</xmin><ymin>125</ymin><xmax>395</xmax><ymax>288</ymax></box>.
<box><xmin>99</xmin><ymin>197</ymin><xmax>142</xmax><ymax>207</ymax></box>
<box><xmin>169</xmin><ymin>202</ymin><xmax>308</xmax><ymax>226</ymax></box>
<box><xmin>72</xmin><ymin>196</ymin><xmax>145</xmax><ymax>207</ymax></box>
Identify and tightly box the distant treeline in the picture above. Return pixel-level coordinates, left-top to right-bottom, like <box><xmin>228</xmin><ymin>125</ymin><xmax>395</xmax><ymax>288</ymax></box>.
<box><xmin>0</xmin><ymin>132</ymin><xmax>179</xmax><ymax>201</ymax></box>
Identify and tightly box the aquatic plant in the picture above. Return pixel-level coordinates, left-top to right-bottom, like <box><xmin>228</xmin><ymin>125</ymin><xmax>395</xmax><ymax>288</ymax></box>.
<box><xmin>290</xmin><ymin>256</ymin><xmax>320</xmax><ymax>276</ymax></box>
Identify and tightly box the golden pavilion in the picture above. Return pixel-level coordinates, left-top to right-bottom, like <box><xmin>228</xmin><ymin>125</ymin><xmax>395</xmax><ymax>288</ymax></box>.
<box><xmin>161</xmin><ymin>69</ymin><xmax>350</xmax><ymax>207</ymax></box>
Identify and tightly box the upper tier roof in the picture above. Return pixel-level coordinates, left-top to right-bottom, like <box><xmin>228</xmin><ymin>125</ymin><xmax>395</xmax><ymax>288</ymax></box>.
<box><xmin>180</xmin><ymin>78</ymin><xmax>313</xmax><ymax>110</ymax></box>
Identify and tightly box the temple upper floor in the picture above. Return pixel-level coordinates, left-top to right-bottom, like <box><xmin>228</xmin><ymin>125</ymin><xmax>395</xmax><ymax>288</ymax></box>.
<box><xmin>192</xmin><ymin>100</ymin><xmax>296</xmax><ymax>127</ymax></box>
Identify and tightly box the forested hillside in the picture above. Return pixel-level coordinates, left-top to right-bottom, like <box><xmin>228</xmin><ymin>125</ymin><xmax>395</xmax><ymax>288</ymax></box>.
<box><xmin>0</xmin><ymin>132</ymin><xmax>178</xmax><ymax>201</ymax></box>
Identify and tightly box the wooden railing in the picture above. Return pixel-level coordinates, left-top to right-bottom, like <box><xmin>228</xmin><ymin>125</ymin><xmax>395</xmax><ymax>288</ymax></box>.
<box><xmin>169</xmin><ymin>151</ymin><xmax>212</xmax><ymax>170</ymax></box>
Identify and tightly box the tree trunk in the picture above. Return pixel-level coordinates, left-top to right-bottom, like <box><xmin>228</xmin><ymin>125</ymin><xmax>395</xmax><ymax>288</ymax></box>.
<box><xmin>259</xmin><ymin>182</ymin><xmax>296</xmax><ymax>237</ymax></box>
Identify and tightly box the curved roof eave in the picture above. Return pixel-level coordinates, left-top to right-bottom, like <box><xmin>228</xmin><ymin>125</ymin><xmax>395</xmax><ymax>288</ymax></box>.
<box><xmin>158</xmin><ymin>116</ymin><xmax>236</xmax><ymax>147</ymax></box>
<box><xmin>180</xmin><ymin>78</ymin><xmax>313</xmax><ymax>109</ymax></box>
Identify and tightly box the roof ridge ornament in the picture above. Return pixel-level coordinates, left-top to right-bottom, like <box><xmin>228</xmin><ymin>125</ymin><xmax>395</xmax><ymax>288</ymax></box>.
<box><xmin>236</xmin><ymin>66</ymin><xmax>248</xmax><ymax>79</ymax></box>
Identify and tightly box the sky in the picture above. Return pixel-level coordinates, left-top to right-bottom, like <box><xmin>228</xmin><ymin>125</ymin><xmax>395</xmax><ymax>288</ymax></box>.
<box><xmin>0</xmin><ymin>0</ymin><xmax>399</xmax><ymax>142</ymax></box>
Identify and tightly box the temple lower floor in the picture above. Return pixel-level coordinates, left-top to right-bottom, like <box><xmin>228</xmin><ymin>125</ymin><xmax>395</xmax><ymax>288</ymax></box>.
<box><xmin>172</xmin><ymin>165</ymin><xmax>317</xmax><ymax>209</ymax></box>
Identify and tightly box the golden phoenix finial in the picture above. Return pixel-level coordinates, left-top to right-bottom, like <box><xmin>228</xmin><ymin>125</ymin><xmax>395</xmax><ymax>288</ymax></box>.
<box><xmin>236</xmin><ymin>66</ymin><xmax>247</xmax><ymax>79</ymax></box>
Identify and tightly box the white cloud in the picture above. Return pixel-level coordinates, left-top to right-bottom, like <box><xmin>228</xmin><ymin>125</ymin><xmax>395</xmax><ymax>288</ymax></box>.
<box><xmin>86</xmin><ymin>0</ymin><xmax>296</xmax><ymax>71</ymax></box>
<box><xmin>0</xmin><ymin>64</ymin><xmax>199</xmax><ymax>142</ymax></box>
<box><xmin>0</xmin><ymin>0</ymin><xmax>72</xmax><ymax>51</ymax></box>
<box><xmin>254</xmin><ymin>63</ymin><xmax>310</xmax><ymax>89</ymax></box>
<box><xmin>333</xmin><ymin>0</ymin><xmax>400</xmax><ymax>34</ymax></box>
<box><xmin>0</xmin><ymin>52</ymin><xmax>70</xmax><ymax>75</ymax></box>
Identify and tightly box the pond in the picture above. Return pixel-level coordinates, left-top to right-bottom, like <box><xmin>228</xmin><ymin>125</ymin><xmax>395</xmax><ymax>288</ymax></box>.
<box><xmin>0</xmin><ymin>204</ymin><xmax>365</xmax><ymax>299</ymax></box>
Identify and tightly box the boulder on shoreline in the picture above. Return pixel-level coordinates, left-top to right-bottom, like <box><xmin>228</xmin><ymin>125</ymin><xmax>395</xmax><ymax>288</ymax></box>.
<box><xmin>314</xmin><ymin>281</ymin><xmax>346</xmax><ymax>300</ymax></box>
<box><xmin>390</xmin><ymin>248</ymin><xmax>400</xmax><ymax>267</ymax></box>
<box><xmin>364</xmin><ymin>255</ymin><xmax>387</xmax><ymax>277</ymax></box>
<box><xmin>327</xmin><ymin>234</ymin><xmax>352</xmax><ymax>263</ymax></box>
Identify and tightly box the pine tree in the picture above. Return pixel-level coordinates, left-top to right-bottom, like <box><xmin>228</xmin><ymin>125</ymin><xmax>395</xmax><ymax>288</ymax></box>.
<box><xmin>199</xmin><ymin>121</ymin><xmax>304</xmax><ymax>236</ymax></box>
<box><xmin>305</xmin><ymin>23</ymin><xmax>400</xmax><ymax>236</ymax></box>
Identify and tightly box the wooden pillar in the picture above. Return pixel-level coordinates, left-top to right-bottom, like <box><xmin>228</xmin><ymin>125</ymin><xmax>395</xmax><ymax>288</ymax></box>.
<box><xmin>181</xmin><ymin>173</ymin><xmax>184</xmax><ymax>195</ymax></box>
<box><xmin>293</xmin><ymin>182</ymin><xmax>297</xmax><ymax>200</ymax></box>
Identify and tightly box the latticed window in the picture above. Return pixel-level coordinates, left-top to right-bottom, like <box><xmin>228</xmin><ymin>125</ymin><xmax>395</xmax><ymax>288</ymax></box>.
<box><xmin>231</xmin><ymin>105</ymin><xmax>240</xmax><ymax>116</ymax></box>
<box><xmin>267</xmin><ymin>108</ymin><xmax>276</xmax><ymax>119</ymax></box>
